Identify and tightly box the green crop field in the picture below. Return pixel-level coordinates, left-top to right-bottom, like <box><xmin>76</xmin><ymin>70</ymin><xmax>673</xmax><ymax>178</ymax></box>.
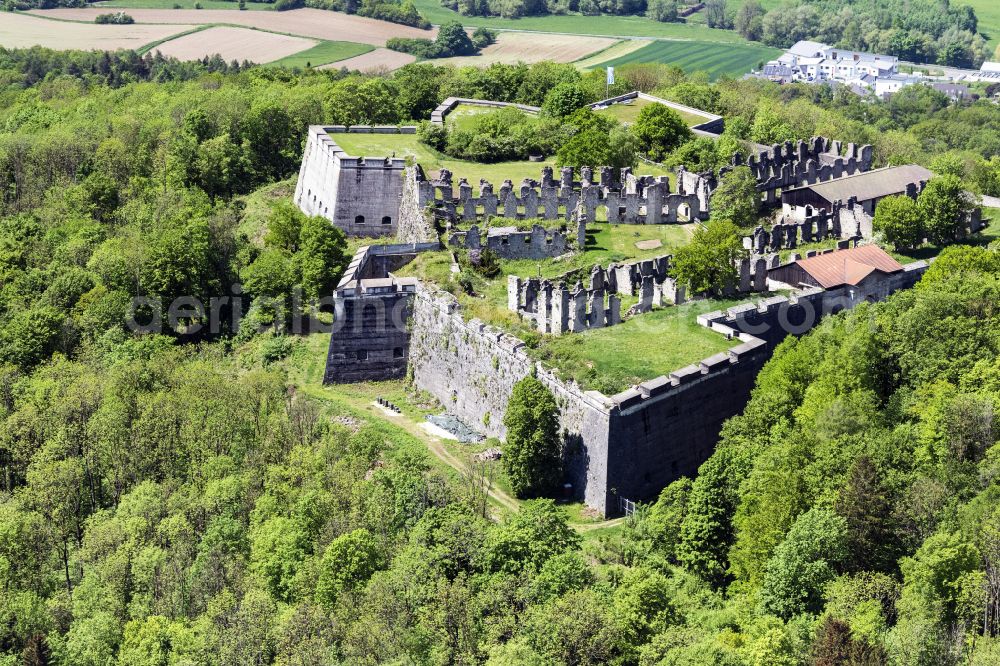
<box><xmin>588</xmin><ymin>39</ymin><xmax>780</xmax><ymax>79</ymax></box>
<box><xmin>267</xmin><ymin>40</ymin><xmax>372</xmax><ymax>69</ymax></box>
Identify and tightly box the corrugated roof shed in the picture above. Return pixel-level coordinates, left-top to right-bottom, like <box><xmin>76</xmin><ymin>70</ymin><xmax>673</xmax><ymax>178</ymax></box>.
<box><xmin>795</xmin><ymin>245</ymin><xmax>904</xmax><ymax>289</ymax></box>
<box><xmin>784</xmin><ymin>164</ymin><xmax>933</xmax><ymax>205</ymax></box>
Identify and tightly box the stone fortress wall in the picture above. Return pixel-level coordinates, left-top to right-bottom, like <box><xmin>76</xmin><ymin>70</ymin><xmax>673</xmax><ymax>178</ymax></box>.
<box><xmin>323</xmin><ymin>242</ymin><xmax>438</xmax><ymax>384</ymax></box>
<box><xmin>294</xmin><ymin>125</ymin><xmax>413</xmax><ymax>238</ymax></box>
<box><xmin>325</xmin><ymin>243</ymin><xmax>928</xmax><ymax>515</ymax></box>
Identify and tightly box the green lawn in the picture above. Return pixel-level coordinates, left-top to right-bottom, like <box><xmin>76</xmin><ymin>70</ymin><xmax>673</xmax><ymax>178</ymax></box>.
<box><xmin>331</xmin><ymin>131</ymin><xmax>673</xmax><ymax>184</ymax></box>
<box><xmin>332</xmin><ymin>132</ymin><xmax>560</xmax><ymax>185</ymax></box>
<box><xmin>445</xmin><ymin>103</ymin><xmax>537</xmax><ymax>131</ymax></box>
<box><xmin>267</xmin><ymin>40</ymin><xmax>372</xmax><ymax>69</ymax></box>
<box><xmin>594</xmin><ymin>96</ymin><xmax>712</xmax><ymax>126</ymax></box>
<box><xmin>966</xmin><ymin>0</ymin><xmax>1000</xmax><ymax>50</ymax></box>
<box><xmin>588</xmin><ymin>38</ymin><xmax>780</xmax><ymax>80</ymax></box>
<box><xmin>533</xmin><ymin>299</ymin><xmax>740</xmax><ymax>394</ymax></box>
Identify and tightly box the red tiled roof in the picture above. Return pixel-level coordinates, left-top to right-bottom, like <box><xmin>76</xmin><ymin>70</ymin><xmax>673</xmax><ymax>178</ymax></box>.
<box><xmin>795</xmin><ymin>245</ymin><xmax>904</xmax><ymax>288</ymax></box>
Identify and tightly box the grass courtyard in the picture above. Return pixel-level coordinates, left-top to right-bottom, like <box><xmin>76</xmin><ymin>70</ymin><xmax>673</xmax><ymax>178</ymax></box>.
<box><xmin>445</xmin><ymin>103</ymin><xmax>538</xmax><ymax>131</ymax></box>
<box><xmin>395</xmin><ymin>221</ymin><xmax>741</xmax><ymax>394</ymax></box>
<box><xmin>330</xmin><ymin>131</ymin><xmax>672</xmax><ymax>184</ymax></box>
<box><xmin>594</xmin><ymin>96</ymin><xmax>714</xmax><ymax>126</ymax></box>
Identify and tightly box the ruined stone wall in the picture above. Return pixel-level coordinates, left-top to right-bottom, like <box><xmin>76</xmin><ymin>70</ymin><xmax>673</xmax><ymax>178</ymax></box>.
<box><xmin>723</xmin><ymin>136</ymin><xmax>875</xmax><ymax>206</ymax></box>
<box><xmin>395</xmin><ymin>165</ymin><xmax>437</xmax><ymax>244</ymax></box>
<box><xmin>408</xmin><ymin>289</ymin><xmax>615</xmax><ymax>512</ymax></box>
<box><xmin>447</xmin><ymin>220</ymin><xmax>584</xmax><ymax>260</ymax></box>
<box><xmin>420</xmin><ymin>167</ymin><xmax>711</xmax><ymax>225</ymax></box>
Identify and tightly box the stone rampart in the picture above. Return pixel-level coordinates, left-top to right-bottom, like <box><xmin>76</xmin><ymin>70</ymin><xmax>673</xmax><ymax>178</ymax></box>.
<box><xmin>295</xmin><ymin>125</ymin><xmax>407</xmax><ymax>238</ymax></box>
<box><xmin>408</xmin><ymin>288</ymin><xmax>615</xmax><ymax>510</ymax></box>
<box><xmin>323</xmin><ymin>243</ymin><xmax>438</xmax><ymax>384</ymax></box>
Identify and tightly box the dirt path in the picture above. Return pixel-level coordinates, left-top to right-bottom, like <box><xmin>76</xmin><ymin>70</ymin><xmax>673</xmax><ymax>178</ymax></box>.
<box><xmin>353</xmin><ymin>395</ymin><xmax>523</xmax><ymax>513</ymax></box>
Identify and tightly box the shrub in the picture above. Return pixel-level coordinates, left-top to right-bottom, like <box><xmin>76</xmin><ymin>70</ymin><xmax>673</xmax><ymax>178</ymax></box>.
<box><xmin>387</xmin><ymin>21</ymin><xmax>478</xmax><ymax>58</ymax></box>
<box><xmin>417</xmin><ymin>121</ymin><xmax>447</xmax><ymax>151</ymax></box>
<box><xmin>386</xmin><ymin>37</ymin><xmax>442</xmax><ymax>59</ymax></box>
<box><xmin>273</xmin><ymin>0</ymin><xmax>303</xmax><ymax>9</ymax></box>
<box><xmin>95</xmin><ymin>11</ymin><xmax>134</xmax><ymax>24</ymax></box>
<box><xmin>471</xmin><ymin>26</ymin><xmax>496</xmax><ymax>49</ymax></box>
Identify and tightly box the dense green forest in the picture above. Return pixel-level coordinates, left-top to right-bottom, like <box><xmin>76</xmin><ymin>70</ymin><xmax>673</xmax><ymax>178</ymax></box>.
<box><xmin>2</xmin><ymin>47</ymin><xmax>1000</xmax><ymax>664</ymax></box>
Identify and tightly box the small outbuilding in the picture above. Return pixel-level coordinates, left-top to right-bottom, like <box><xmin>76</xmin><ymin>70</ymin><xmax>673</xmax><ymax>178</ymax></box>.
<box><xmin>781</xmin><ymin>164</ymin><xmax>932</xmax><ymax>219</ymax></box>
<box><xmin>769</xmin><ymin>245</ymin><xmax>905</xmax><ymax>297</ymax></box>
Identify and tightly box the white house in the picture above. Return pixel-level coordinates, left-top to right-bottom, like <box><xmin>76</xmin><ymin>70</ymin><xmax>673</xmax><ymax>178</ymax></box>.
<box><xmin>768</xmin><ymin>41</ymin><xmax>901</xmax><ymax>90</ymax></box>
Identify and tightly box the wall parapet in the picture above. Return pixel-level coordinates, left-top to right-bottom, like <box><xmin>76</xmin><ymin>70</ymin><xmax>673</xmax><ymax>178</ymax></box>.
<box><xmin>430</xmin><ymin>97</ymin><xmax>541</xmax><ymax>125</ymax></box>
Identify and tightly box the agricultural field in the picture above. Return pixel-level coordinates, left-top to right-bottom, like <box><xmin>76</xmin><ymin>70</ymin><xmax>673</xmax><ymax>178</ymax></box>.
<box><xmin>588</xmin><ymin>38</ymin><xmax>781</xmax><ymax>80</ymax></box>
<box><xmin>410</xmin><ymin>0</ymin><xmax>751</xmax><ymax>42</ymax></box>
<box><xmin>27</xmin><ymin>7</ymin><xmax>434</xmax><ymax>46</ymax></box>
<box><xmin>315</xmin><ymin>47</ymin><xmax>413</xmax><ymax>72</ymax></box>
<box><xmin>574</xmin><ymin>38</ymin><xmax>651</xmax><ymax>68</ymax></box>
<box><xmin>93</xmin><ymin>0</ymin><xmax>271</xmax><ymax>8</ymax></box>
<box><xmin>151</xmin><ymin>26</ymin><xmax>316</xmax><ymax>63</ymax></box>
<box><xmin>595</xmin><ymin>96</ymin><xmax>713</xmax><ymax>126</ymax></box>
<box><xmin>268</xmin><ymin>40</ymin><xmax>374</xmax><ymax>69</ymax></box>
<box><xmin>0</xmin><ymin>12</ymin><xmax>194</xmax><ymax>51</ymax></box>
<box><xmin>426</xmin><ymin>32</ymin><xmax>618</xmax><ymax>66</ymax></box>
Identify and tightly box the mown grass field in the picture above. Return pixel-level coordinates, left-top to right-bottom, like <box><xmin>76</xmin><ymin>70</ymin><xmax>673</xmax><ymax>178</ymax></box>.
<box><xmin>267</xmin><ymin>40</ymin><xmax>373</xmax><ymax>68</ymax></box>
<box><xmin>589</xmin><ymin>38</ymin><xmax>780</xmax><ymax>79</ymax></box>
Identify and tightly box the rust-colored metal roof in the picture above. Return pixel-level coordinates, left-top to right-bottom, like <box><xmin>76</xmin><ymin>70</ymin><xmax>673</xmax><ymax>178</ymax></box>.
<box><xmin>795</xmin><ymin>245</ymin><xmax>904</xmax><ymax>288</ymax></box>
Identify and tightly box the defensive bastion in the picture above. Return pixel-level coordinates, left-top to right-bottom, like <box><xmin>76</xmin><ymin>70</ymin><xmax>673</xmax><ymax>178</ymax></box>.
<box><xmin>324</xmin><ymin>241</ymin><xmax>927</xmax><ymax>516</ymax></box>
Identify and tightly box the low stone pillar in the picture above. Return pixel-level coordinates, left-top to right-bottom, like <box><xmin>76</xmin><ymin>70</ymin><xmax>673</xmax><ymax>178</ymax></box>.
<box><xmin>608</xmin><ymin>293</ymin><xmax>621</xmax><ymax>325</ymax></box>
<box><xmin>507</xmin><ymin>275</ymin><xmax>521</xmax><ymax>312</ymax></box>
<box><xmin>571</xmin><ymin>285</ymin><xmax>587</xmax><ymax>332</ymax></box>
<box><xmin>639</xmin><ymin>275</ymin><xmax>654</xmax><ymax>312</ymax></box>
<box><xmin>551</xmin><ymin>284</ymin><xmax>569</xmax><ymax>335</ymax></box>
<box><xmin>589</xmin><ymin>290</ymin><xmax>605</xmax><ymax>328</ymax></box>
